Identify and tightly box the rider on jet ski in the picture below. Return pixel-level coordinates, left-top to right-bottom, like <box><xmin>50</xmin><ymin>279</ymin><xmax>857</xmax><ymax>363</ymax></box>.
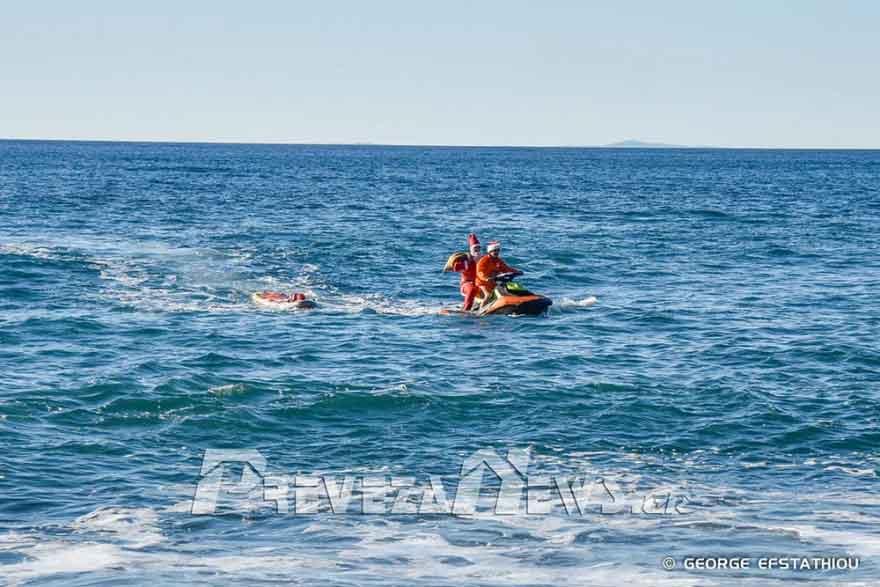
<box><xmin>476</xmin><ymin>241</ymin><xmax>521</xmax><ymax>306</ymax></box>
<box><xmin>450</xmin><ymin>233</ymin><xmax>483</xmax><ymax>311</ymax></box>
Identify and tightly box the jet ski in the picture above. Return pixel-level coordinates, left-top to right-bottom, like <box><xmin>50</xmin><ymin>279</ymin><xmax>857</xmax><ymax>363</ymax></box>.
<box><xmin>251</xmin><ymin>291</ymin><xmax>317</xmax><ymax>309</ymax></box>
<box><xmin>448</xmin><ymin>271</ymin><xmax>548</xmax><ymax>317</ymax></box>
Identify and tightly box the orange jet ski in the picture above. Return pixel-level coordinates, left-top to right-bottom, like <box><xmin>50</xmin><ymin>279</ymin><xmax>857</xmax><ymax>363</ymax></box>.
<box><xmin>252</xmin><ymin>291</ymin><xmax>317</xmax><ymax>309</ymax></box>
<box><xmin>474</xmin><ymin>272</ymin><xmax>552</xmax><ymax>317</ymax></box>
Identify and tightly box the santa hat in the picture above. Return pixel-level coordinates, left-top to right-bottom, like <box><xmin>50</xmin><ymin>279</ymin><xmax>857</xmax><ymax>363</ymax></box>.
<box><xmin>487</xmin><ymin>241</ymin><xmax>501</xmax><ymax>252</ymax></box>
<box><xmin>467</xmin><ymin>233</ymin><xmax>480</xmax><ymax>247</ymax></box>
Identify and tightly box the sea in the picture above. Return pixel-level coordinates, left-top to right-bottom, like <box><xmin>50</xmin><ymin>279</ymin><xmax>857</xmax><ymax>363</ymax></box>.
<box><xmin>1</xmin><ymin>140</ymin><xmax>878</xmax><ymax>586</ymax></box>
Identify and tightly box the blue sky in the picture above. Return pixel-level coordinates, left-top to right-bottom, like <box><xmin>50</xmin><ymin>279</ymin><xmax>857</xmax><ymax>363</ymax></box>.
<box><xmin>2</xmin><ymin>1</ymin><xmax>878</xmax><ymax>147</ymax></box>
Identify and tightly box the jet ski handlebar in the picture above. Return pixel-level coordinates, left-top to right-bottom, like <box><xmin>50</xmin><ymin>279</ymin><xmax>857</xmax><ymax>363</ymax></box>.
<box><xmin>494</xmin><ymin>271</ymin><xmax>524</xmax><ymax>283</ymax></box>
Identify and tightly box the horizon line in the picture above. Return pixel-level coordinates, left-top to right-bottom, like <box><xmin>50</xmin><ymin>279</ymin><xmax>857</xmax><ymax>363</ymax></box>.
<box><xmin>1</xmin><ymin>136</ymin><xmax>879</xmax><ymax>151</ymax></box>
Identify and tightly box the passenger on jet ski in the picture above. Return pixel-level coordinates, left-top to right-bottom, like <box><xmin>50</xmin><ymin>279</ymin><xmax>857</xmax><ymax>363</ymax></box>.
<box><xmin>449</xmin><ymin>233</ymin><xmax>483</xmax><ymax>311</ymax></box>
<box><xmin>476</xmin><ymin>241</ymin><xmax>521</xmax><ymax>305</ymax></box>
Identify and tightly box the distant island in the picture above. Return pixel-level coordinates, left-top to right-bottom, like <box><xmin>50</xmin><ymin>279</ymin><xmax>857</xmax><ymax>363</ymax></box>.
<box><xmin>603</xmin><ymin>139</ymin><xmax>696</xmax><ymax>149</ymax></box>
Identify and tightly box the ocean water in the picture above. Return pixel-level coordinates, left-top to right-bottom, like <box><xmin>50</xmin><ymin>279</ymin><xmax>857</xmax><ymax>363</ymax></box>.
<box><xmin>1</xmin><ymin>140</ymin><xmax>879</xmax><ymax>585</ymax></box>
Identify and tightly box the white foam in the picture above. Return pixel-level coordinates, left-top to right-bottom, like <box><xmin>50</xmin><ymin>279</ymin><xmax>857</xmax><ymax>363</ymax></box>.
<box><xmin>325</xmin><ymin>291</ymin><xmax>442</xmax><ymax>317</ymax></box>
<box><xmin>332</xmin><ymin>518</ymin><xmax>702</xmax><ymax>586</ymax></box>
<box><xmin>7</xmin><ymin>497</ymin><xmax>872</xmax><ymax>586</ymax></box>
<box><xmin>2</xmin><ymin>507</ymin><xmax>163</xmax><ymax>581</ymax></box>
<box><xmin>0</xmin><ymin>242</ymin><xmax>59</xmax><ymax>260</ymax></box>
<box><xmin>2</xmin><ymin>541</ymin><xmax>126</xmax><ymax>580</ymax></box>
<box><xmin>557</xmin><ymin>296</ymin><xmax>598</xmax><ymax>309</ymax></box>
<box><xmin>208</xmin><ymin>383</ymin><xmax>250</xmax><ymax>396</ymax></box>
<box><xmin>0</xmin><ymin>530</ymin><xmax>700</xmax><ymax>586</ymax></box>
<box><xmin>2</xmin><ymin>237</ymin><xmax>262</xmax><ymax>314</ymax></box>
<box><xmin>823</xmin><ymin>465</ymin><xmax>876</xmax><ymax>477</ymax></box>
<box><xmin>768</xmin><ymin>524</ymin><xmax>880</xmax><ymax>556</ymax></box>
<box><xmin>71</xmin><ymin>506</ymin><xmax>164</xmax><ymax>548</ymax></box>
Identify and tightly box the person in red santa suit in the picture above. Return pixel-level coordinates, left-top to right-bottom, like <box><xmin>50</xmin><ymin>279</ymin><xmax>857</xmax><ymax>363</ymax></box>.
<box><xmin>450</xmin><ymin>233</ymin><xmax>483</xmax><ymax>311</ymax></box>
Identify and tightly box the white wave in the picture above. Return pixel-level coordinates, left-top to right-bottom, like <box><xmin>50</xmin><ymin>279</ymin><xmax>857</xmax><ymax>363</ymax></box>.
<box><xmin>556</xmin><ymin>296</ymin><xmax>598</xmax><ymax>309</ymax></box>
<box><xmin>300</xmin><ymin>263</ymin><xmax>321</xmax><ymax>274</ymax></box>
<box><xmin>6</xmin><ymin>494</ymin><xmax>875</xmax><ymax>586</ymax></box>
<box><xmin>333</xmin><ymin>519</ymin><xmax>703</xmax><ymax>586</ymax></box>
<box><xmin>2</xmin><ymin>540</ymin><xmax>127</xmax><ymax>580</ymax></box>
<box><xmin>0</xmin><ymin>242</ymin><xmax>60</xmax><ymax>260</ymax></box>
<box><xmin>208</xmin><ymin>383</ymin><xmax>250</xmax><ymax>396</ymax></box>
<box><xmin>71</xmin><ymin>506</ymin><xmax>164</xmax><ymax>549</ymax></box>
<box><xmin>823</xmin><ymin>465</ymin><xmax>876</xmax><ymax>477</ymax></box>
<box><xmin>0</xmin><ymin>532</ymin><xmax>703</xmax><ymax>587</ymax></box>
<box><xmin>1</xmin><ymin>507</ymin><xmax>164</xmax><ymax>581</ymax></box>
<box><xmin>767</xmin><ymin>524</ymin><xmax>880</xmax><ymax>556</ymax></box>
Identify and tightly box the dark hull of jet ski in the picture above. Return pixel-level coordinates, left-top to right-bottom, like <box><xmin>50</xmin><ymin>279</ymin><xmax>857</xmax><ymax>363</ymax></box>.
<box><xmin>439</xmin><ymin>271</ymin><xmax>551</xmax><ymax>317</ymax></box>
<box><xmin>475</xmin><ymin>292</ymin><xmax>552</xmax><ymax>317</ymax></box>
